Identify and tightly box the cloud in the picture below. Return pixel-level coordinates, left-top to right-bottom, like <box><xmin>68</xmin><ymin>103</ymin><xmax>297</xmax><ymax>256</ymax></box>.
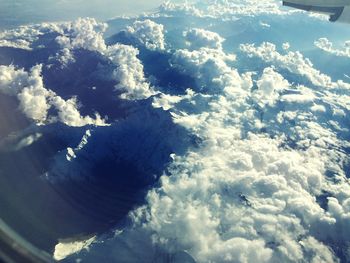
<box><xmin>282</xmin><ymin>42</ymin><xmax>290</xmax><ymax>50</ymax></box>
<box><xmin>239</xmin><ymin>42</ymin><xmax>350</xmax><ymax>141</ymax></box>
<box><xmin>3</xmin><ymin>2</ymin><xmax>350</xmax><ymax>262</ymax></box>
<box><xmin>0</xmin><ymin>17</ymin><xmax>107</xmax><ymax>67</ymax></box>
<box><xmin>15</xmin><ymin>64</ymin><xmax>52</xmax><ymax>122</ymax></box>
<box><xmin>253</xmin><ymin>67</ymin><xmax>290</xmax><ymax>107</ymax></box>
<box><xmin>55</xmin><ymin>17</ymin><xmax>108</xmax><ymax>52</ymax></box>
<box><xmin>157</xmin><ymin>0</ymin><xmax>292</xmax><ymax>20</ymax></box>
<box><xmin>110</xmin><ymin>35</ymin><xmax>350</xmax><ymax>263</ymax></box>
<box><xmin>184</xmin><ymin>28</ymin><xmax>224</xmax><ymax>50</ymax></box>
<box><xmin>0</xmin><ymin>65</ymin><xmax>30</xmax><ymax>95</ymax></box>
<box><xmin>170</xmin><ymin>45</ymin><xmax>240</xmax><ymax>94</ymax></box>
<box><xmin>54</xmin><ymin>236</ymin><xmax>96</xmax><ymax>261</ymax></box>
<box><xmin>50</xmin><ymin>48</ymin><xmax>76</xmax><ymax>67</ymax></box>
<box><xmin>132</xmin><ymin>133</ymin><xmax>338</xmax><ymax>262</ymax></box>
<box><xmin>49</xmin><ymin>96</ymin><xmax>105</xmax><ymax>127</ymax></box>
<box><xmin>13</xmin><ymin>133</ymin><xmax>43</xmax><ymax>151</ymax></box>
<box><xmin>152</xmin><ymin>89</ymin><xmax>196</xmax><ymax>111</ymax></box>
<box><xmin>51</xmin><ymin>18</ymin><xmax>156</xmax><ymax>100</ymax></box>
<box><xmin>0</xmin><ymin>18</ymin><xmax>107</xmax><ymax>67</ymax></box>
<box><xmin>65</xmin><ymin>130</ymin><xmax>92</xmax><ymax>162</ymax></box>
<box><xmin>52</xmin><ymin>18</ymin><xmax>108</xmax><ymax>65</ymax></box>
<box><xmin>315</xmin><ymin>37</ymin><xmax>350</xmax><ymax>58</ymax></box>
<box><xmin>0</xmin><ymin>17</ymin><xmax>158</xmax><ymax>100</ymax></box>
<box><xmin>0</xmin><ymin>23</ymin><xmax>65</xmax><ymax>50</ymax></box>
<box><xmin>106</xmin><ymin>43</ymin><xmax>155</xmax><ymax>100</ymax></box>
<box><xmin>259</xmin><ymin>21</ymin><xmax>271</xmax><ymax>28</ymax></box>
<box><xmin>0</xmin><ymin>64</ymin><xmax>106</xmax><ymax>126</ymax></box>
<box><xmin>125</xmin><ymin>19</ymin><xmax>166</xmax><ymax>50</ymax></box>
<box><xmin>240</xmin><ymin>42</ymin><xmax>350</xmax><ymax>91</ymax></box>
<box><xmin>240</xmin><ymin>42</ymin><xmax>331</xmax><ymax>87</ymax></box>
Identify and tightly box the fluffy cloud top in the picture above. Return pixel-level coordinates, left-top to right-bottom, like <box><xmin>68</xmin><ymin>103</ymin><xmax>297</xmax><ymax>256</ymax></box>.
<box><xmin>16</xmin><ymin>65</ymin><xmax>52</xmax><ymax>122</ymax></box>
<box><xmin>0</xmin><ymin>23</ymin><xmax>65</xmax><ymax>50</ymax></box>
<box><xmin>107</xmin><ymin>44</ymin><xmax>155</xmax><ymax>100</ymax></box>
<box><xmin>52</xmin><ymin>18</ymin><xmax>155</xmax><ymax>100</ymax></box>
<box><xmin>52</xmin><ymin>18</ymin><xmax>108</xmax><ymax>66</ymax></box>
<box><xmin>253</xmin><ymin>67</ymin><xmax>290</xmax><ymax>107</ymax></box>
<box><xmin>240</xmin><ymin>42</ymin><xmax>350</xmax><ymax>91</ymax></box>
<box><xmin>158</xmin><ymin>0</ymin><xmax>291</xmax><ymax>20</ymax></box>
<box><xmin>0</xmin><ymin>18</ymin><xmax>109</xmax><ymax>54</ymax></box>
<box><xmin>49</xmin><ymin>96</ymin><xmax>105</xmax><ymax>127</ymax></box>
<box><xmin>170</xmin><ymin>32</ymin><xmax>239</xmax><ymax>95</ymax></box>
<box><xmin>55</xmin><ymin>18</ymin><xmax>108</xmax><ymax>52</ymax></box>
<box><xmin>125</xmin><ymin>20</ymin><xmax>166</xmax><ymax>50</ymax></box>
<box><xmin>0</xmin><ymin>65</ymin><xmax>30</xmax><ymax>95</ymax></box>
<box><xmin>0</xmin><ymin>64</ymin><xmax>105</xmax><ymax>126</ymax></box>
<box><xmin>315</xmin><ymin>37</ymin><xmax>350</xmax><ymax>58</ymax></box>
<box><xmin>184</xmin><ymin>28</ymin><xmax>225</xmax><ymax>50</ymax></box>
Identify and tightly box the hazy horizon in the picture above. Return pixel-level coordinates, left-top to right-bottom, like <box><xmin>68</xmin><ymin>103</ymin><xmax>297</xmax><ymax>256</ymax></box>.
<box><xmin>0</xmin><ymin>0</ymin><xmax>168</xmax><ymax>29</ymax></box>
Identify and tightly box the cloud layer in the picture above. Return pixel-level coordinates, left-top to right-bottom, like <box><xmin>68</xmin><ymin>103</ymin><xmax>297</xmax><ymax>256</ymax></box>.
<box><xmin>2</xmin><ymin>1</ymin><xmax>350</xmax><ymax>263</ymax></box>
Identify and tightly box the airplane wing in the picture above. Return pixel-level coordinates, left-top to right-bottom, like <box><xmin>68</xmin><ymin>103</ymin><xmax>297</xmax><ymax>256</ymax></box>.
<box><xmin>283</xmin><ymin>0</ymin><xmax>350</xmax><ymax>22</ymax></box>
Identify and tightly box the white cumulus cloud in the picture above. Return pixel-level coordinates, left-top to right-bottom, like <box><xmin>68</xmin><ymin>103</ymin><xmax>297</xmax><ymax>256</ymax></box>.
<box><xmin>240</xmin><ymin>42</ymin><xmax>350</xmax><ymax>91</ymax></box>
<box><xmin>55</xmin><ymin>17</ymin><xmax>108</xmax><ymax>52</ymax></box>
<box><xmin>125</xmin><ymin>19</ymin><xmax>166</xmax><ymax>50</ymax></box>
<box><xmin>253</xmin><ymin>67</ymin><xmax>290</xmax><ymax>107</ymax></box>
<box><xmin>184</xmin><ymin>28</ymin><xmax>225</xmax><ymax>50</ymax></box>
<box><xmin>107</xmin><ymin>44</ymin><xmax>155</xmax><ymax>100</ymax></box>
<box><xmin>0</xmin><ymin>64</ymin><xmax>106</xmax><ymax>126</ymax></box>
<box><xmin>0</xmin><ymin>23</ymin><xmax>65</xmax><ymax>50</ymax></box>
<box><xmin>315</xmin><ymin>37</ymin><xmax>350</xmax><ymax>58</ymax></box>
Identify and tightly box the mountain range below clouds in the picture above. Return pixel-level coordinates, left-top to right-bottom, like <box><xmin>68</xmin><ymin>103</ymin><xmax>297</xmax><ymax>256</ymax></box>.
<box><xmin>1</xmin><ymin>1</ymin><xmax>350</xmax><ymax>263</ymax></box>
